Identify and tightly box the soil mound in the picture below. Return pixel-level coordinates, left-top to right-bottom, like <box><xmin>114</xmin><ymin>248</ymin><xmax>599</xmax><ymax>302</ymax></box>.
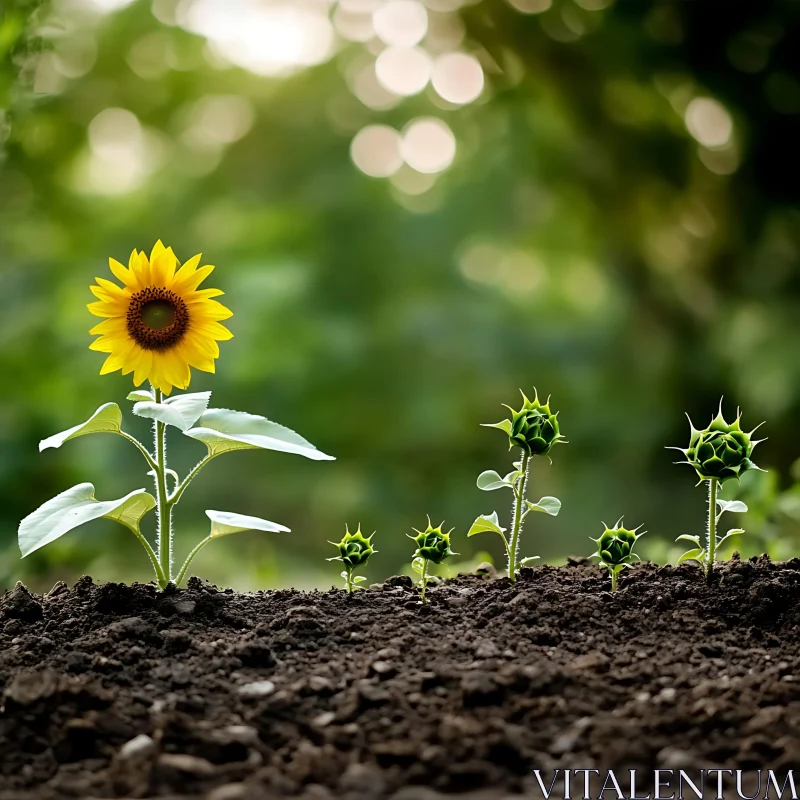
<box><xmin>2</xmin><ymin>556</ymin><xmax>799</xmax><ymax>799</ymax></box>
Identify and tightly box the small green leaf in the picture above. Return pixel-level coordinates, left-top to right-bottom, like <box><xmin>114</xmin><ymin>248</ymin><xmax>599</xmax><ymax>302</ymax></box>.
<box><xmin>19</xmin><ymin>483</ymin><xmax>155</xmax><ymax>557</ymax></box>
<box><xmin>717</xmin><ymin>528</ymin><xmax>745</xmax><ymax>546</ymax></box>
<box><xmin>678</xmin><ymin>548</ymin><xmax>704</xmax><ymax>564</ymax></box>
<box><xmin>716</xmin><ymin>499</ymin><xmax>748</xmax><ymax>515</ymax></box>
<box><xmin>185</xmin><ymin>409</ymin><xmax>335</xmax><ymax>460</ymax></box>
<box><xmin>134</xmin><ymin>391</ymin><xmax>211</xmax><ymax>432</ymax></box>
<box><xmin>524</xmin><ymin>496</ymin><xmax>561</xmax><ymax>516</ymax></box>
<box><xmin>477</xmin><ymin>470</ymin><xmax>513</xmax><ymax>491</ymax></box>
<box><xmin>354</xmin><ymin>576</ymin><xmax>367</xmax><ymax>583</ymax></box>
<box><xmin>39</xmin><ymin>403</ymin><xmax>122</xmax><ymax>451</ymax></box>
<box><xmin>676</xmin><ymin>534</ymin><xmax>701</xmax><ymax>544</ymax></box>
<box><xmin>467</xmin><ymin>511</ymin><xmax>507</xmax><ymax>538</ymax></box>
<box><xmin>206</xmin><ymin>510</ymin><xmax>290</xmax><ymax>538</ymax></box>
<box><xmin>520</xmin><ymin>556</ymin><xmax>540</xmax><ymax>565</ymax></box>
<box><xmin>127</xmin><ymin>389</ymin><xmax>155</xmax><ymax>402</ymax></box>
<box><xmin>481</xmin><ymin>419</ymin><xmax>512</xmax><ymax>435</ymax></box>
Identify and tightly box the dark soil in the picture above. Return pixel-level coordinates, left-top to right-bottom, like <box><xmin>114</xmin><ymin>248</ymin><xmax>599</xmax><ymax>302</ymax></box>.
<box><xmin>2</xmin><ymin>556</ymin><xmax>800</xmax><ymax>800</ymax></box>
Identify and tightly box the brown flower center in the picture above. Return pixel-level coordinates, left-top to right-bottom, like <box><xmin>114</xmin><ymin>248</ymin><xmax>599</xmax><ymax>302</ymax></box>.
<box><xmin>126</xmin><ymin>287</ymin><xmax>189</xmax><ymax>350</ymax></box>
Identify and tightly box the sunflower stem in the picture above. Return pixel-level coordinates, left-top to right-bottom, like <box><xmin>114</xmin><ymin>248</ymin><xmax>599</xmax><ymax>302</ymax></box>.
<box><xmin>611</xmin><ymin>569</ymin><xmax>618</xmax><ymax>593</ymax></box>
<box><xmin>169</xmin><ymin>453</ymin><xmax>217</xmax><ymax>506</ymax></box>
<box><xmin>153</xmin><ymin>387</ymin><xmax>172</xmax><ymax>587</ymax></box>
<box><xmin>175</xmin><ymin>535</ymin><xmax>213</xmax><ymax>586</ymax></box>
<box><xmin>419</xmin><ymin>559</ymin><xmax>428</xmax><ymax>604</ymax></box>
<box><xmin>507</xmin><ymin>449</ymin><xmax>531</xmax><ymax>583</ymax></box>
<box><xmin>706</xmin><ymin>478</ymin><xmax>718</xmax><ymax>585</ymax></box>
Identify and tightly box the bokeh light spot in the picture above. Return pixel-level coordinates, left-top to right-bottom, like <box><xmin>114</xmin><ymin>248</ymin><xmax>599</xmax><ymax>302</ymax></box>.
<box><xmin>375</xmin><ymin>46</ymin><xmax>432</xmax><ymax>96</ymax></box>
<box><xmin>400</xmin><ymin>118</ymin><xmax>456</xmax><ymax>174</ymax></box>
<box><xmin>350</xmin><ymin>125</ymin><xmax>403</xmax><ymax>178</ymax></box>
<box><xmin>431</xmin><ymin>52</ymin><xmax>484</xmax><ymax>105</ymax></box>
<box><xmin>684</xmin><ymin>97</ymin><xmax>733</xmax><ymax>148</ymax></box>
<box><xmin>373</xmin><ymin>0</ymin><xmax>428</xmax><ymax>47</ymax></box>
<box><xmin>506</xmin><ymin>0</ymin><xmax>552</xmax><ymax>14</ymax></box>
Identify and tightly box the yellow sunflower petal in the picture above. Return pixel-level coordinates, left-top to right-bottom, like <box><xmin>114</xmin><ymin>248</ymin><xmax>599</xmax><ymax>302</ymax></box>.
<box><xmin>130</xmin><ymin>250</ymin><xmax>152</xmax><ymax>286</ymax></box>
<box><xmin>88</xmin><ymin>301</ymin><xmax>120</xmax><ymax>318</ymax></box>
<box><xmin>150</xmin><ymin>245</ymin><xmax>178</xmax><ymax>287</ymax></box>
<box><xmin>170</xmin><ymin>254</ymin><xmax>202</xmax><ymax>289</ymax></box>
<box><xmin>89</xmin><ymin>318</ymin><xmax>126</xmax><ymax>335</ymax></box>
<box><xmin>188</xmin><ymin>299</ymin><xmax>233</xmax><ymax>321</ymax></box>
<box><xmin>173</xmin><ymin>263</ymin><xmax>215</xmax><ymax>294</ymax></box>
<box><xmin>191</xmin><ymin>288</ymin><xmax>225</xmax><ymax>299</ymax></box>
<box><xmin>109</xmin><ymin>258</ymin><xmax>134</xmax><ymax>287</ymax></box>
<box><xmin>133</xmin><ymin>351</ymin><xmax>153</xmax><ymax>387</ymax></box>
<box><xmin>184</xmin><ymin>335</ymin><xmax>220</xmax><ymax>360</ymax></box>
<box><xmin>198</xmin><ymin>321</ymin><xmax>234</xmax><ymax>341</ymax></box>
<box><xmin>89</xmin><ymin>337</ymin><xmax>115</xmax><ymax>353</ymax></box>
<box><xmin>100</xmin><ymin>353</ymin><xmax>126</xmax><ymax>375</ymax></box>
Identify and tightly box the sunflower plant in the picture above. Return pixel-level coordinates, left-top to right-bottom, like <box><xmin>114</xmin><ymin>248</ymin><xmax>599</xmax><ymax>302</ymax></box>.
<box><xmin>590</xmin><ymin>521</ymin><xmax>644</xmax><ymax>592</ymax></box>
<box><xmin>468</xmin><ymin>389</ymin><xmax>564</xmax><ymax>583</ymax></box>
<box><xmin>18</xmin><ymin>242</ymin><xmax>334</xmax><ymax>588</ymax></box>
<box><xmin>328</xmin><ymin>524</ymin><xmax>376</xmax><ymax>593</ymax></box>
<box><xmin>409</xmin><ymin>517</ymin><xmax>457</xmax><ymax>603</ymax></box>
<box><xmin>670</xmin><ymin>400</ymin><xmax>765</xmax><ymax>583</ymax></box>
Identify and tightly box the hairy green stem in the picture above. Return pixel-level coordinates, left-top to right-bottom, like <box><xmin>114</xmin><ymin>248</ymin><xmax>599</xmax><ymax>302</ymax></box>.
<box><xmin>706</xmin><ymin>478</ymin><xmax>718</xmax><ymax>584</ymax></box>
<box><xmin>420</xmin><ymin>559</ymin><xmax>429</xmax><ymax>604</ymax></box>
<box><xmin>345</xmin><ymin>567</ymin><xmax>354</xmax><ymax>595</ymax></box>
<box><xmin>152</xmin><ymin>388</ymin><xmax>172</xmax><ymax>588</ymax></box>
<box><xmin>132</xmin><ymin>527</ymin><xmax>166</xmax><ymax>586</ymax></box>
<box><xmin>169</xmin><ymin>454</ymin><xmax>217</xmax><ymax>506</ymax></box>
<box><xmin>175</xmin><ymin>535</ymin><xmax>213</xmax><ymax>586</ymax></box>
<box><xmin>507</xmin><ymin>450</ymin><xmax>531</xmax><ymax>583</ymax></box>
<box><xmin>611</xmin><ymin>569</ymin><xmax>618</xmax><ymax>593</ymax></box>
<box><xmin>115</xmin><ymin>430</ymin><xmax>158</xmax><ymax>471</ymax></box>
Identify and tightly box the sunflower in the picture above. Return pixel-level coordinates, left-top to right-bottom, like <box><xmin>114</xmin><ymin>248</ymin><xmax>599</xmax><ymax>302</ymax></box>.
<box><xmin>88</xmin><ymin>241</ymin><xmax>232</xmax><ymax>395</ymax></box>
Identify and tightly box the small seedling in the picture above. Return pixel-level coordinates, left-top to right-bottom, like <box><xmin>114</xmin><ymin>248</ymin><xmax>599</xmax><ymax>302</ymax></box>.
<box><xmin>409</xmin><ymin>517</ymin><xmax>457</xmax><ymax>603</ymax></box>
<box><xmin>469</xmin><ymin>389</ymin><xmax>564</xmax><ymax>582</ymax></box>
<box><xmin>590</xmin><ymin>520</ymin><xmax>644</xmax><ymax>592</ymax></box>
<box><xmin>17</xmin><ymin>242</ymin><xmax>335</xmax><ymax>587</ymax></box>
<box><xmin>328</xmin><ymin>524</ymin><xmax>376</xmax><ymax>593</ymax></box>
<box><xmin>670</xmin><ymin>400</ymin><xmax>765</xmax><ymax>583</ymax></box>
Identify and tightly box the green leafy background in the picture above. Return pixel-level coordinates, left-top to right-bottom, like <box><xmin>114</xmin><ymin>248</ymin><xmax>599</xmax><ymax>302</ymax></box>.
<box><xmin>2</xmin><ymin>0</ymin><xmax>800</xmax><ymax>591</ymax></box>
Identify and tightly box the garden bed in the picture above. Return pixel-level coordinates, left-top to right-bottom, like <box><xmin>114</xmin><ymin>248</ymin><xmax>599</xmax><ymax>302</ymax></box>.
<box><xmin>1</xmin><ymin>556</ymin><xmax>799</xmax><ymax>799</ymax></box>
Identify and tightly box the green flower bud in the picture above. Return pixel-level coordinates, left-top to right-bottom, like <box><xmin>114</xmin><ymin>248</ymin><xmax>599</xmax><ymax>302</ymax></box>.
<box><xmin>595</xmin><ymin>524</ymin><xmax>640</xmax><ymax>567</ymax></box>
<box><xmin>675</xmin><ymin>401</ymin><xmax>765</xmax><ymax>484</ymax></box>
<box><xmin>486</xmin><ymin>388</ymin><xmax>565</xmax><ymax>457</ymax></box>
<box><xmin>330</xmin><ymin>524</ymin><xmax>375</xmax><ymax>569</ymax></box>
<box><xmin>409</xmin><ymin>518</ymin><xmax>457</xmax><ymax>565</ymax></box>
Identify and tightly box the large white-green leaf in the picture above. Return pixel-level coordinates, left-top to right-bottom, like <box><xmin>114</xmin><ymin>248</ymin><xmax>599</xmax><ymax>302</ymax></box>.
<box><xmin>476</xmin><ymin>470</ymin><xmax>516</xmax><ymax>491</ymax></box>
<box><xmin>524</xmin><ymin>497</ymin><xmax>561</xmax><ymax>516</ymax></box>
<box><xmin>133</xmin><ymin>391</ymin><xmax>211</xmax><ymax>432</ymax></box>
<box><xmin>716</xmin><ymin>499</ymin><xmax>748</xmax><ymax>515</ymax></box>
<box><xmin>39</xmin><ymin>403</ymin><xmax>122</xmax><ymax>452</ymax></box>
<box><xmin>185</xmin><ymin>409</ymin><xmax>335</xmax><ymax>460</ymax></box>
<box><xmin>206</xmin><ymin>510</ymin><xmax>290</xmax><ymax>538</ymax></box>
<box><xmin>467</xmin><ymin>511</ymin><xmax>507</xmax><ymax>539</ymax></box>
<box><xmin>19</xmin><ymin>483</ymin><xmax>156</xmax><ymax>557</ymax></box>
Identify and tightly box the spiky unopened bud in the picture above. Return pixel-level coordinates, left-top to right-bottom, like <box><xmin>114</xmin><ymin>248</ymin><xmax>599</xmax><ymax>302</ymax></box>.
<box><xmin>409</xmin><ymin>519</ymin><xmax>457</xmax><ymax>565</ymax></box>
<box><xmin>594</xmin><ymin>523</ymin><xmax>641</xmax><ymax>568</ymax></box>
<box><xmin>330</xmin><ymin>524</ymin><xmax>375</xmax><ymax>569</ymax></box>
<box><xmin>486</xmin><ymin>389</ymin><xmax>565</xmax><ymax>457</ymax></box>
<box><xmin>675</xmin><ymin>402</ymin><xmax>765</xmax><ymax>483</ymax></box>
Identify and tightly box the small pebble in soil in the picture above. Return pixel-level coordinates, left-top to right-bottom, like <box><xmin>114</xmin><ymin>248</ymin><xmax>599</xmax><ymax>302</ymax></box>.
<box><xmin>236</xmin><ymin>680</ymin><xmax>276</xmax><ymax>699</ymax></box>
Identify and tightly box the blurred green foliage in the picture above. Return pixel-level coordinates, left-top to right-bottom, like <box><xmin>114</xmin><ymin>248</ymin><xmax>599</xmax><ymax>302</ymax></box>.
<box><xmin>1</xmin><ymin>0</ymin><xmax>799</xmax><ymax>592</ymax></box>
